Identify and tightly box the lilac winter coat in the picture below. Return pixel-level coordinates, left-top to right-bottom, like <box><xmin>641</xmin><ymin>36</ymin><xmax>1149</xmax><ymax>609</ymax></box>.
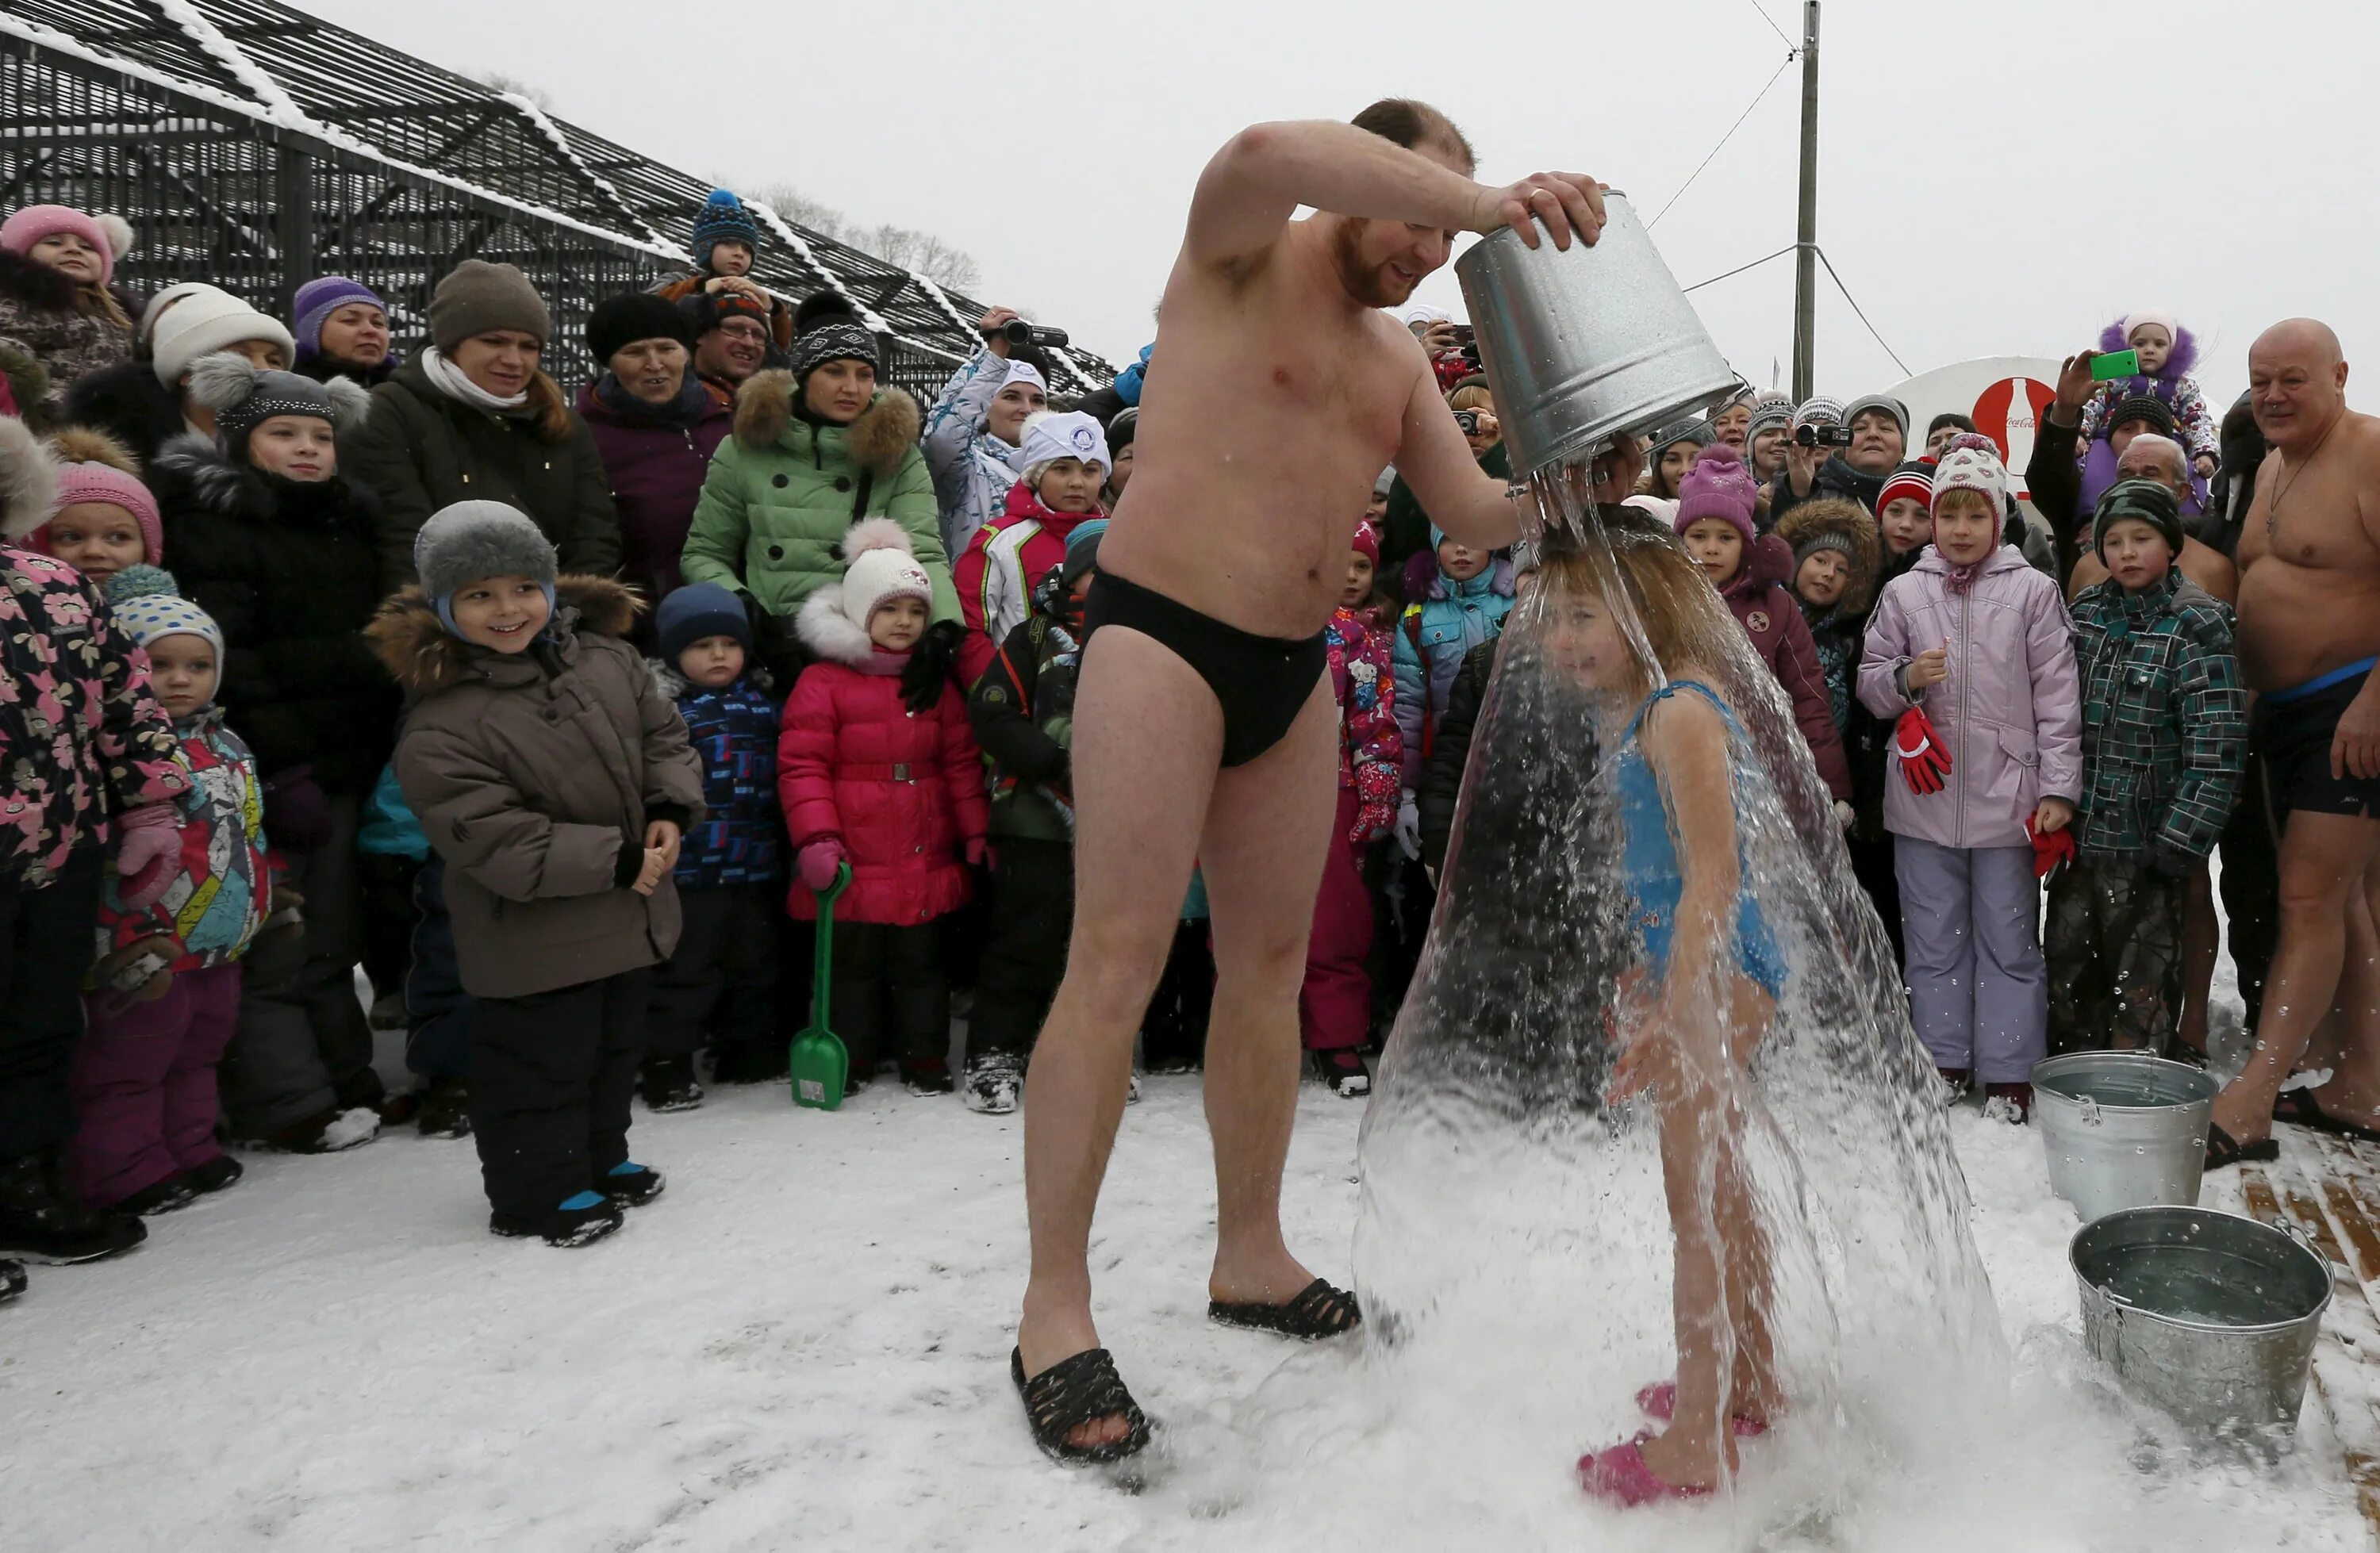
<box><xmin>1857</xmin><ymin>545</ymin><xmax>2082</xmax><ymax>851</ymax></box>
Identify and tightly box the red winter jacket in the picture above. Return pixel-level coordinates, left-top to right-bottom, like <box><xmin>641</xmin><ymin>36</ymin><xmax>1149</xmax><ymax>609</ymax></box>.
<box><xmin>778</xmin><ymin>590</ymin><xmax>991</xmax><ymax>926</ymax></box>
<box><xmin>1721</xmin><ymin>534</ymin><xmax>1852</xmax><ymax>802</ymax></box>
<box><xmin>954</xmin><ymin>483</ymin><xmax>1099</xmax><ymax>689</ymax></box>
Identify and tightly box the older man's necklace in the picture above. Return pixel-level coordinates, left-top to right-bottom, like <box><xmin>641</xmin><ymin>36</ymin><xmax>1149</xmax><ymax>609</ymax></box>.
<box><xmin>2268</xmin><ymin>414</ymin><xmax>2344</xmax><ymax>541</ymax></box>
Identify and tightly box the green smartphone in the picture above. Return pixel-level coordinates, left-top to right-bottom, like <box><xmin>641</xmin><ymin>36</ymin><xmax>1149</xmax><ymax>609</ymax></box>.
<box><xmin>2091</xmin><ymin>349</ymin><xmax>2141</xmax><ymax>381</ymax></box>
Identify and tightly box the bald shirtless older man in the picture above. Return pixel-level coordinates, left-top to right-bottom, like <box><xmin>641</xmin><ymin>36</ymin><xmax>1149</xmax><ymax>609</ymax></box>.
<box><xmin>2206</xmin><ymin>320</ymin><xmax>2380</xmax><ymax>1161</ymax></box>
<box><xmin>1009</xmin><ymin>100</ymin><xmax>1615</xmax><ymax>1463</ymax></box>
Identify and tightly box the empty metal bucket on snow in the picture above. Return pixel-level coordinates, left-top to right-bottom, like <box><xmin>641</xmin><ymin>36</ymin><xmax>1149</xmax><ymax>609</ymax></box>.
<box><xmin>1453</xmin><ymin>191</ymin><xmax>1739</xmax><ymax>479</ymax></box>
<box><xmin>2032</xmin><ymin>1052</ymin><xmax>2219</xmax><ymax>1222</ymax></box>
<box><xmin>2071</xmin><ymin>1206</ymin><xmax>2329</xmax><ymax>1443</ymax></box>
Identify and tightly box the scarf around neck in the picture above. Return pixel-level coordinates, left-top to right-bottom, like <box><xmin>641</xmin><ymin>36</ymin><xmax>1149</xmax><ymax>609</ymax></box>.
<box><xmin>420</xmin><ymin>347</ymin><xmax>528</xmax><ymax>413</ymax></box>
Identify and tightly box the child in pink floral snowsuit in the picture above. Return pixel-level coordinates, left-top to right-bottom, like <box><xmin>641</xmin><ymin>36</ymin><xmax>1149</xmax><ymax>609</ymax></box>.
<box><xmin>0</xmin><ymin>418</ymin><xmax>189</xmax><ymax>1274</ymax></box>
<box><xmin>1301</xmin><ymin>523</ymin><xmax>1402</xmax><ymax>1095</ymax></box>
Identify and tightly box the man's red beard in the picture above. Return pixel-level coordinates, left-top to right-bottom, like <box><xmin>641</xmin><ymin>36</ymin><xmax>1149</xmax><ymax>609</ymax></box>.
<box><xmin>1330</xmin><ymin>220</ymin><xmax>1411</xmax><ymax>309</ymax></box>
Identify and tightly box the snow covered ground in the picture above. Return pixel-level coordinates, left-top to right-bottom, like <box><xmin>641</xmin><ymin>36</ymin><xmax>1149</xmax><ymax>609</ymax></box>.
<box><xmin>1</xmin><ymin>1045</ymin><xmax>2369</xmax><ymax>1551</ymax></box>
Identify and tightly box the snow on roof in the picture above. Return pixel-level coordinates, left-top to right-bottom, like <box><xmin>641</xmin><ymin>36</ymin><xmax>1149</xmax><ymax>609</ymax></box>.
<box><xmin>3</xmin><ymin>0</ymin><xmax>1111</xmax><ymax>389</ymax></box>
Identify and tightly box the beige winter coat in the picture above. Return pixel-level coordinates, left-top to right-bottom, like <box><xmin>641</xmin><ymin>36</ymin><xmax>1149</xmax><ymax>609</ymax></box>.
<box><xmin>368</xmin><ymin>576</ymin><xmax>705</xmax><ymax>998</ymax></box>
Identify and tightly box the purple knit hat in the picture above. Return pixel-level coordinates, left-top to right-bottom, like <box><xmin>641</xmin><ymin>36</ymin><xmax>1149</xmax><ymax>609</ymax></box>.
<box><xmin>290</xmin><ymin>276</ymin><xmax>387</xmax><ymax>362</ymax></box>
<box><xmin>1673</xmin><ymin>442</ymin><xmax>1758</xmax><ymax>547</ymax></box>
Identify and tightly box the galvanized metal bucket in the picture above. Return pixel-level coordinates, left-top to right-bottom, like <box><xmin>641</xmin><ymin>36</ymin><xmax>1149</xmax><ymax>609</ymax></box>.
<box><xmin>1453</xmin><ymin>191</ymin><xmax>1739</xmax><ymax>479</ymax></box>
<box><xmin>2033</xmin><ymin>1052</ymin><xmax>2219</xmax><ymax>1222</ymax></box>
<box><xmin>2071</xmin><ymin>1206</ymin><xmax>2329</xmax><ymax>1444</ymax></box>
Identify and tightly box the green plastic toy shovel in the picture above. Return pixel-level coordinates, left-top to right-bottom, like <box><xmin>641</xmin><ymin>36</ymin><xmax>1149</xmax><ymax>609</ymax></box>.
<box><xmin>790</xmin><ymin>863</ymin><xmax>852</xmax><ymax>1110</ymax></box>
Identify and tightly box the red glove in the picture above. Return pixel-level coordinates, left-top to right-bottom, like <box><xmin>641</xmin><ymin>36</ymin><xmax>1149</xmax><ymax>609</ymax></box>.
<box><xmin>965</xmin><ymin>836</ymin><xmax>994</xmax><ymax>870</ymax></box>
<box><xmin>1893</xmin><ymin>707</ymin><xmax>1952</xmax><ymax>796</ymax></box>
<box><xmin>2025</xmin><ymin>815</ymin><xmax>2077</xmax><ymax>879</ymax></box>
<box><xmin>797</xmin><ymin>840</ymin><xmax>845</xmax><ymax>894</ymax></box>
<box><xmin>114</xmin><ymin>803</ymin><xmax>182</xmax><ymax>911</ymax></box>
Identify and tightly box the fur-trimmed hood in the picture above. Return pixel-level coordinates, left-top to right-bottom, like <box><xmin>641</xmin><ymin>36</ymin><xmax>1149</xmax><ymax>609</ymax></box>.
<box><xmin>1773</xmin><ymin>496</ymin><xmax>1881</xmax><ymax>615</ymax></box>
<box><xmin>0</xmin><ymin>245</ymin><xmax>84</xmax><ymax>316</ymax></box>
<box><xmin>731</xmin><ymin>370</ymin><xmax>922</xmax><ymax>476</ymax></box>
<box><xmin>794</xmin><ymin>583</ymin><xmax>893</xmax><ymax>669</ymax></box>
<box><xmin>0</xmin><ymin>415</ymin><xmax>60</xmax><ymax>540</ymax></box>
<box><xmin>366</xmin><ymin>574</ymin><xmax>639</xmax><ymax>696</ymax></box>
<box><xmin>2098</xmin><ymin>316</ymin><xmax>2201</xmax><ymax>382</ymax></box>
<box><xmin>150</xmin><ymin>431</ymin><xmax>381</xmax><ymax>529</ymax></box>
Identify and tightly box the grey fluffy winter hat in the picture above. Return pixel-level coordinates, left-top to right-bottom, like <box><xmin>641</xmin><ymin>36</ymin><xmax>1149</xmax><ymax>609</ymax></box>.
<box><xmin>185</xmin><ymin>353</ymin><xmax>370</xmax><ymax>458</ymax></box>
<box><xmin>413</xmin><ymin>500</ymin><xmax>557</xmax><ymax>602</ymax></box>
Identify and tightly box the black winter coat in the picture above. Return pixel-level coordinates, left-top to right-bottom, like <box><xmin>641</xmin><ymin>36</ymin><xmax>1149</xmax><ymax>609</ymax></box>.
<box><xmin>1420</xmin><ymin>636</ymin><xmax>1497</xmax><ymax>874</ymax></box>
<box><xmin>148</xmin><ymin>434</ymin><xmax>398</xmax><ymax>795</ymax></box>
<box><xmin>60</xmin><ymin>358</ymin><xmax>186</xmax><ymax>467</ymax></box>
<box><xmin>343</xmin><ymin>358</ymin><xmax>620</xmax><ymax>594</ymax></box>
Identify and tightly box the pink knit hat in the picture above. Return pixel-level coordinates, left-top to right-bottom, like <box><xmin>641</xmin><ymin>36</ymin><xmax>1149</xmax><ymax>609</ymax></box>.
<box><xmin>1672</xmin><ymin>442</ymin><xmax>1758</xmax><ymax>548</ymax></box>
<box><xmin>41</xmin><ymin>429</ymin><xmax>161</xmax><ymax>565</ymax></box>
<box><xmin>0</xmin><ymin>205</ymin><xmax>128</xmax><ymax>287</ymax></box>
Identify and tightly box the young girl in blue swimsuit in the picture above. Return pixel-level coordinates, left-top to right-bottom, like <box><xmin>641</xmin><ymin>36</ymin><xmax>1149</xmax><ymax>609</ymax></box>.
<box><xmin>1537</xmin><ymin>520</ymin><xmax>1787</xmax><ymax>1507</ymax></box>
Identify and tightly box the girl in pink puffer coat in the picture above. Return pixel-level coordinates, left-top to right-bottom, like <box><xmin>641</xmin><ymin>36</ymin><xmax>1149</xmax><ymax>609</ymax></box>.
<box><xmin>781</xmin><ymin>520</ymin><xmax>989</xmax><ymax>1095</ymax></box>
<box><xmin>1858</xmin><ymin>435</ymin><xmax>2082</xmax><ymax>1123</ymax></box>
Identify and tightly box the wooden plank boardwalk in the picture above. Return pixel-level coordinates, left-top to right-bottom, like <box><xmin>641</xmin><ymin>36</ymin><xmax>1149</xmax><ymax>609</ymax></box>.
<box><xmin>2233</xmin><ymin>1130</ymin><xmax>2380</xmax><ymax>1548</ymax></box>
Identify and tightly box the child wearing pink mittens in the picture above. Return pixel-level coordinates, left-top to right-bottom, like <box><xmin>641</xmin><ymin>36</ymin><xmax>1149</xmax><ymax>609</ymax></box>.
<box><xmin>779</xmin><ymin>519</ymin><xmax>989</xmax><ymax>1095</ymax></box>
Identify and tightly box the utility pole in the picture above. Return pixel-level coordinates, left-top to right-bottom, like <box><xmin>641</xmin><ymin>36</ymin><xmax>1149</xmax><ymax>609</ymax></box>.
<box><xmin>1791</xmin><ymin>0</ymin><xmax>1820</xmax><ymax>402</ymax></box>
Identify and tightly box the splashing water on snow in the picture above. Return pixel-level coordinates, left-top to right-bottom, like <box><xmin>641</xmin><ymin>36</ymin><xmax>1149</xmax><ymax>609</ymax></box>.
<box><xmin>1130</xmin><ymin>472</ymin><xmax>2366</xmax><ymax>1549</ymax></box>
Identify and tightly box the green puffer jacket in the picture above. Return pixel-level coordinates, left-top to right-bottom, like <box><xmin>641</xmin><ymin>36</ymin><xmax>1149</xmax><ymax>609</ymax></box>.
<box><xmin>680</xmin><ymin>371</ymin><xmax>958</xmax><ymax>625</ymax></box>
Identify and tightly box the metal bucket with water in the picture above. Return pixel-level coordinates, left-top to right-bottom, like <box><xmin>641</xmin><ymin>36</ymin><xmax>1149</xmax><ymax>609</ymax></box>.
<box><xmin>2032</xmin><ymin>1052</ymin><xmax>2219</xmax><ymax>1222</ymax></box>
<box><xmin>2071</xmin><ymin>1206</ymin><xmax>2329</xmax><ymax>1443</ymax></box>
<box><xmin>1453</xmin><ymin>191</ymin><xmax>1739</xmax><ymax>479</ymax></box>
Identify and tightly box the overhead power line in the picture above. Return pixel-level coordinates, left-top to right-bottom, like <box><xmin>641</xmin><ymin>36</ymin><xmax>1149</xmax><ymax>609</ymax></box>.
<box><xmin>1814</xmin><ymin>246</ymin><xmax>1912</xmax><ymax>378</ymax></box>
<box><xmin>1647</xmin><ymin>56</ymin><xmax>1795</xmax><ymax>229</ymax></box>
<box><xmin>1745</xmin><ymin>0</ymin><xmax>1798</xmax><ymax>48</ymax></box>
<box><xmin>1681</xmin><ymin>245</ymin><xmax>1796</xmax><ymax>295</ymax></box>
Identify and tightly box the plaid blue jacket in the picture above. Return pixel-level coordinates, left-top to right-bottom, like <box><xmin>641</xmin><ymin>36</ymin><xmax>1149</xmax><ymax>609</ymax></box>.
<box><xmin>2068</xmin><ymin>570</ymin><xmax>2247</xmax><ymax>859</ymax></box>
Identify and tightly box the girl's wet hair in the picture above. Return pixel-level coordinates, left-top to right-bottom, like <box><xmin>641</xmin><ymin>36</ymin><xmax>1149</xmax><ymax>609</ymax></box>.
<box><xmin>1534</xmin><ymin>509</ymin><xmax>1710</xmax><ymax>686</ymax></box>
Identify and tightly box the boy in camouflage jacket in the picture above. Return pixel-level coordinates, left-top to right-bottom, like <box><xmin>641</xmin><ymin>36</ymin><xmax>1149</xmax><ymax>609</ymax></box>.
<box><xmin>2046</xmin><ymin>480</ymin><xmax>2248</xmax><ymax>1056</ymax></box>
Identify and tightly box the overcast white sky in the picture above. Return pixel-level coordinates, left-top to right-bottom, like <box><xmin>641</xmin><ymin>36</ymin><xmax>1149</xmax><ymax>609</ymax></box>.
<box><xmin>302</xmin><ymin>0</ymin><xmax>2378</xmax><ymax>407</ymax></box>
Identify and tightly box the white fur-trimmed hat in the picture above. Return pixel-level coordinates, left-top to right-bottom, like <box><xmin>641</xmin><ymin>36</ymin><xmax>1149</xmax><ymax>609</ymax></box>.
<box><xmin>795</xmin><ymin>518</ymin><xmax>933</xmax><ymax>665</ymax></box>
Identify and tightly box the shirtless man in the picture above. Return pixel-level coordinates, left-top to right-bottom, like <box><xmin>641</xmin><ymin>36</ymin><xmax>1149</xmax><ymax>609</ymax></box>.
<box><xmin>1010</xmin><ymin>100</ymin><xmax>1610</xmax><ymax>1461</ymax></box>
<box><xmin>2205</xmin><ymin>319</ymin><xmax>2380</xmax><ymax>1160</ymax></box>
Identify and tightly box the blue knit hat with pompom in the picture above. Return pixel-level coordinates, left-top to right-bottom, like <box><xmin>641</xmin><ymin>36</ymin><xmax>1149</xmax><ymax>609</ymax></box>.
<box><xmin>692</xmin><ymin>190</ymin><xmax>761</xmax><ymax>270</ymax></box>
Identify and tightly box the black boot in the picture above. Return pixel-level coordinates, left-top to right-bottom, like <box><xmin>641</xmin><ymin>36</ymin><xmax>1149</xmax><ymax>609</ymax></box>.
<box><xmin>490</xmin><ymin>1190</ymin><xmax>624</xmax><ymax>1248</ymax></box>
<box><xmin>416</xmin><ymin>1078</ymin><xmax>471</xmax><ymax>1140</ymax></box>
<box><xmin>0</xmin><ymin>1152</ymin><xmax>145</xmax><ymax>1264</ymax></box>
<box><xmin>184</xmin><ymin>1155</ymin><xmax>244</xmax><ymax>1194</ymax></box>
<box><xmin>112</xmin><ymin>1174</ymin><xmax>198</xmax><ymax>1217</ymax></box>
<box><xmin>0</xmin><ymin>1257</ymin><xmax>25</xmax><ymax>1303</ymax></box>
<box><xmin>637</xmin><ymin>1054</ymin><xmax>704</xmax><ymax>1113</ymax></box>
<box><xmin>708</xmin><ymin>1039</ymin><xmax>788</xmax><ymax>1087</ymax></box>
